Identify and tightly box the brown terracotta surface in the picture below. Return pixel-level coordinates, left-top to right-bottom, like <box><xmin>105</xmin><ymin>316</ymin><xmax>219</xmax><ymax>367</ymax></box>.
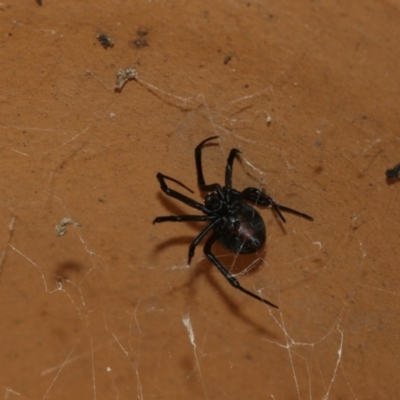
<box><xmin>1</xmin><ymin>0</ymin><xmax>400</xmax><ymax>399</ymax></box>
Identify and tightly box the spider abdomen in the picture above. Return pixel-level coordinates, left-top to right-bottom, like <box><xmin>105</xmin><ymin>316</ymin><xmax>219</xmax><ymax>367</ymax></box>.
<box><xmin>217</xmin><ymin>203</ymin><xmax>266</xmax><ymax>254</ymax></box>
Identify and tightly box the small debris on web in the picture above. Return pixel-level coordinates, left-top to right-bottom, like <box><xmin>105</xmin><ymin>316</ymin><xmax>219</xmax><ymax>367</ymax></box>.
<box><xmin>55</xmin><ymin>218</ymin><xmax>81</xmax><ymax>236</ymax></box>
<box><xmin>130</xmin><ymin>26</ymin><xmax>150</xmax><ymax>48</ymax></box>
<box><xmin>223</xmin><ymin>55</ymin><xmax>232</xmax><ymax>65</ymax></box>
<box><xmin>36</xmin><ymin>0</ymin><xmax>42</xmax><ymax>5</ymax></box>
<box><xmin>137</xmin><ymin>26</ymin><xmax>149</xmax><ymax>37</ymax></box>
<box><xmin>386</xmin><ymin>163</ymin><xmax>400</xmax><ymax>179</ymax></box>
<box><xmin>115</xmin><ymin>67</ymin><xmax>138</xmax><ymax>91</ymax></box>
<box><xmin>97</xmin><ymin>33</ymin><xmax>114</xmax><ymax>49</ymax></box>
<box><xmin>130</xmin><ymin>38</ymin><xmax>148</xmax><ymax>48</ymax></box>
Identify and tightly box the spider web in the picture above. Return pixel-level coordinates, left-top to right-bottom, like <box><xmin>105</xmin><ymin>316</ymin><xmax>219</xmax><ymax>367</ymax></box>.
<box><xmin>1</xmin><ymin>1</ymin><xmax>400</xmax><ymax>399</ymax></box>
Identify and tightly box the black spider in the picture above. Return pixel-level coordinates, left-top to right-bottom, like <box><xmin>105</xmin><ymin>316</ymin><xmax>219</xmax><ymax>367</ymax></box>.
<box><xmin>153</xmin><ymin>136</ymin><xmax>313</xmax><ymax>308</ymax></box>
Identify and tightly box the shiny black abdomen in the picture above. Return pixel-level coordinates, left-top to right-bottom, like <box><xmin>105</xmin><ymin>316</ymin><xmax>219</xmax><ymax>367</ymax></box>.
<box><xmin>216</xmin><ymin>203</ymin><xmax>266</xmax><ymax>254</ymax></box>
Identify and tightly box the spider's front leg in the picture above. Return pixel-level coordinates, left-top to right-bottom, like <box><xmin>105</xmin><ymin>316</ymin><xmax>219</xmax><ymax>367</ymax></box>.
<box><xmin>203</xmin><ymin>232</ymin><xmax>279</xmax><ymax>309</ymax></box>
<box><xmin>195</xmin><ymin>136</ymin><xmax>222</xmax><ymax>192</ymax></box>
<box><xmin>155</xmin><ymin>173</ymin><xmax>208</xmax><ymax>213</ymax></box>
<box><xmin>240</xmin><ymin>187</ymin><xmax>313</xmax><ymax>222</ymax></box>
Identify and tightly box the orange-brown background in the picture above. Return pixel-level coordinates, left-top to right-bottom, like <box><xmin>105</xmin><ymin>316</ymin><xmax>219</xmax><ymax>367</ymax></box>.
<box><xmin>1</xmin><ymin>0</ymin><xmax>399</xmax><ymax>399</ymax></box>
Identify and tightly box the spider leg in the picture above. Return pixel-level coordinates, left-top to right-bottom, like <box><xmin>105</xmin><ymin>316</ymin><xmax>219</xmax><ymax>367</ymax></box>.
<box><xmin>153</xmin><ymin>214</ymin><xmax>218</xmax><ymax>263</ymax></box>
<box><xmin>187</xmin><ymin>219</ymin><xmax>219</xmax><ymax>264</ymax></box>
<box><xmin>240</xmin><ymin>187</ymin><xmax>314</xmax><ymax>223</ymax></box>
<box><xmin>224</xmin><ymin>148</ymin><xmax>241</xmax><ymax>203</ymax></box>
<box><xmin>195</xmin><ymin>136</ymin><xmax>222</xmax><ymax>192</ymax></box>
<box><xmin>159</xmin><ymin>175</ymin><xmax>194</xmax><ymax>194</ymax></box>
<box><xmin>276</xmin><ymin>204</ymin><xmax>314</xmax><ymax>221</ymax></box>
<box><xmin>203</xmin><ymin>232</ymin><xmax>279</xmax><ymax>309</ymax></box>
<box><xmin>156</xmin><ymin>173</ymin><xmax>209</xmax><ymax>213</ymax></box>
<box><xmin>153</xmin><ymin>215</ymin><xmax>215</xmax><ymax>224</ymax></box>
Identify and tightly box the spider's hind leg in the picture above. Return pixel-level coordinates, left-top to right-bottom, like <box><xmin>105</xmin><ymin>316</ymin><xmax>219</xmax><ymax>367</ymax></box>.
<box><xmin>187</xmin><ymin>219</ymin><xmax>219</xmax><ymax>264</ymax></box>
<box><xmin>153</xmin><ymin>215</ymin><xmax>217</xmax><ymax>264</ymax></box>
<box><xmin>203</xmin><ymin>232</ymin><xmax>279</xmax><ymax>309</ymax></box>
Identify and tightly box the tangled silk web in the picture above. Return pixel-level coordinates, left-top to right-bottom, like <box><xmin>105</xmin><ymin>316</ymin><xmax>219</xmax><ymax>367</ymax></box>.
<box><xmin>1</xmin><ymin>62</ymin><xmax>392</xmax><ymax>400</ymax></box>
